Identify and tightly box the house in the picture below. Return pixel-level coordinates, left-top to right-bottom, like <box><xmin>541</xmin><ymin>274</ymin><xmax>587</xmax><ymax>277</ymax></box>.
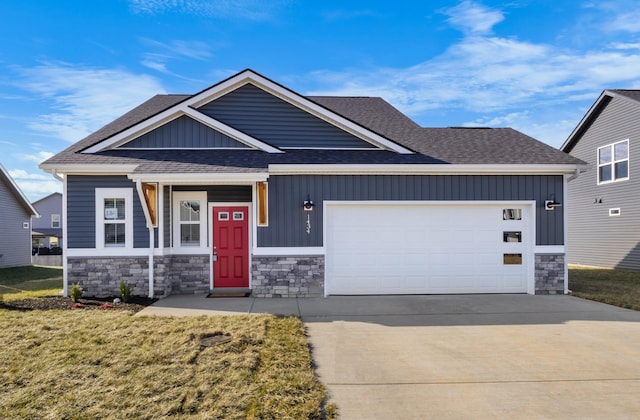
<box><xmin>561</xmin><ymin>90</ymin><xmax>640</xmax><ymax>271</ymax></box>
<box><xmin>0</xmin><ymin>162</ymin><xmax>39</xmax><ymax>268</ymax></box>
<box><xmin>32</xmin><ymin>192</ymin><xmax>63</xmax><ymax>251</ymax></box>
<box><xmin>40</xmin><ymin>69</ymin><xmax>585</xmax><ymax>298</ymax></box>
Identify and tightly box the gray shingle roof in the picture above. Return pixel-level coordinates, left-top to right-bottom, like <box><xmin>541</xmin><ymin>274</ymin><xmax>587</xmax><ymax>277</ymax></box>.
<box><xmin>42</xmin><ymin>84</ymin><xmax>584</xmax><ymax>171</ymax></box>
<box><xmin>610</xmin><ymin>89</ymin><xmax>640</xmax><ymax>103</ymax></box>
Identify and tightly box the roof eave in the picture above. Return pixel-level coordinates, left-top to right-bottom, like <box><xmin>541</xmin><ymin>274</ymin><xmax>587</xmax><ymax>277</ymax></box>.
<box><xmin>268</xmin><ymin>163</ymin><xmax>589</xmax><ymax>175</ymax></box>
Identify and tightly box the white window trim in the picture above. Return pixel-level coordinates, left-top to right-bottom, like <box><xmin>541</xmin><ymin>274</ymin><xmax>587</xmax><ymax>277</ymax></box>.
<box><xmin>172</xmin><ymin>191</ymin><xmax>208</xmax><ymax>249</ymax></box>
<box><xmin>95</xmin><ymin>188</ymin><xmax>134</xmax><ymax>250</ymax></box>
<box><xmin>597</xmin><ymin>139</ymin><xmax>629</xmax><ymax>185</ymax></box>
<box><xmin>51</xmin><ymin>214</ymin><xmax>61</xmax><ymax>228</ymax></box>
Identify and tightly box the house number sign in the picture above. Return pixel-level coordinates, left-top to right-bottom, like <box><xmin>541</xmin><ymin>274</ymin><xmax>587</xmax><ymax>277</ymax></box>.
<box><xmin>306</xmin><ymin>213</ymin><xmax>311</xmax><ymax>235</ymax></box>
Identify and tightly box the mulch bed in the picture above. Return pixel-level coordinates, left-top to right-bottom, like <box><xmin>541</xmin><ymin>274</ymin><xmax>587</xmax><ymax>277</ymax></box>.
<box><xmin>1</xmin><ymin>296</ymin><xmax>157</xmax><ymax>313</ymax></box>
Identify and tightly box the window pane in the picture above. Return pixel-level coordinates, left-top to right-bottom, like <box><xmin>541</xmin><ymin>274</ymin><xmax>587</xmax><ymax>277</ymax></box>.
<box><xmin>503</xmin><ymin>231</ymin><xmax>522</xmax><ymax>242</ymax></box>
<box><xmin>615</xmin><ymin>161</ymin><xmax>628</xmax><ymax>179</ymax></box>
<box><xmin>504</xmin><ymin>253</ymin><xmax>522</xmax><ymax>265</ymax></box>
<box><xmin>598</xmin><ymin>146</ymin><xmax>612</xmax><ymax>164</ymax></box>
<box><xmin>614</xmin><ymin>141</ymin><xmax>628</xmax><ymax>160</ymax></box>
<box><xmin>503</xmin><ymin>209</ymin><xmax>522</xmax><ymax>220</ymax></box>
<box><xmin>105</xmin><ymin>223</ymin><xmax>125</xmax><ymax>247</ymax></box>
<box><xmin>599</xmin><ymin>164</ymin><xmax>612</xmax><ymax>182</ymax></box>
<box><xmin>180</xmin><ymin>200</ymin><xmax>200</xmax><ymax>222</ymax></box>
<box><xmin>180</xmin><ymin>224</ymin><xmax>200</xmax><ymax>246</ymax></box>
<box><xmin>104</xmin><ymin>198</ymin><xmax>125</xmax><ymax>220</ymax></box>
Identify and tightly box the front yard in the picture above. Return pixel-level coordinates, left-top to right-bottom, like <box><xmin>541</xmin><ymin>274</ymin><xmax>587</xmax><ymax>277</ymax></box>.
<box><xmin>0</xmin><ymin>310</ymin><xmax>327</xmax><ymax>419</ymax></box>
<box><xmin>569</xmin><ymin>265</ymin><xmax>640</xmax><ymax>311</ymax></box>
<box><xmin>0</xmin><ymin>265</ymin><xmax>329</xmax><ymax>419</ymax></box>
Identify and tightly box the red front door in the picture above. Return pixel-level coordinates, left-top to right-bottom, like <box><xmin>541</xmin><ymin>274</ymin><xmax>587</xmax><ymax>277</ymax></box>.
<box><xmin>212</xmin><ymin>206</ymin><xmax>249</xmax><ymax>288</ymax></box>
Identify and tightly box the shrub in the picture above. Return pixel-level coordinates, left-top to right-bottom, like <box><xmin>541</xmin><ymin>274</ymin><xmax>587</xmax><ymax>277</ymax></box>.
<box><xmin>69</xmin><ymin>283</ymin><xmax>83</xmax><ymax>302</ymax></box>
<box><xmin>119</xmin><ymin>279</ymin><xmax>131</xmax><ymax>302</ymax></box>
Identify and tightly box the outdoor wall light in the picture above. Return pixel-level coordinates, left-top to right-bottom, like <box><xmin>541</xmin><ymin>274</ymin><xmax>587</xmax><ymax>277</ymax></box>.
<box><xmin>303</xmin><ymin>195</ymin><xmax>314</xmax><ymax>211</ymax></box>
<box><xmin>544</xmin><ymin>196</ymin><xmax>562</xmax><ymax>211</ymax></box>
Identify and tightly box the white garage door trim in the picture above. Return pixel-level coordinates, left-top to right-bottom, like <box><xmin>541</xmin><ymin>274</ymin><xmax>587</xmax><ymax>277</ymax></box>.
<box><xmin>324</xmin><ymin>200</ymin><xmax>536</xmax><ymax>296</ymax></box>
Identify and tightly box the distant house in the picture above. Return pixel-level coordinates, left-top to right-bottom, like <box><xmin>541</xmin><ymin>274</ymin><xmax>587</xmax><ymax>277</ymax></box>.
<box><xmin>0</xmin><ymin>163</ymin><xmax>39</xmax><ymax>267</ymax></box>
<box><xmin>561</xmin><ymin>90</ymin><xmax>640</xmax><ymax>271</ymax></box>
<box><xmin>40</xmin><ymin>69</ymin><xmax>585</xmax><ymax>298</ymax></box>
<box><xmin>31</xmin><ymin>192</ymin><xmax>63</xmax><ymax>251</ymax></box>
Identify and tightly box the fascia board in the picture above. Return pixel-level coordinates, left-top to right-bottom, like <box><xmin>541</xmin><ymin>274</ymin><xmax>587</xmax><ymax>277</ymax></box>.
<box><xmin>185</xmin><ymin>70</ymin><xmax>415</xmax><ymax>155</ymax></box>
<box><xmin>39</xmin><ymin>164</ymin><xmax>139</xmax><ymax>175</ymax></box>
<box><xmin>560</xmin><ymin>90</ymin><xmax>611</xmax><ymax>152</ymax></box>
<box><xmin>127</xmin><ymin>172</ymin><xmax>269</xmax><ymax>183</ymax></box>
<box><xmin>268</xmin><ymin>163</ymin><xmax>589</xmax><ymax>175</ymax></box>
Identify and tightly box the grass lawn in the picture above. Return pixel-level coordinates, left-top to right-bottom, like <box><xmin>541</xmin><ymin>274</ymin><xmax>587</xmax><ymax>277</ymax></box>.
<box><xmin>0</xmin><ymin>310</ymin><xmax>328</xmax><ymax>419</ymax></box>
<box><xmin>569</xmin><ymin>265</ymin><xmax>640</xmax><ymax>311</ymax></box>
<box><xmin>0</xmin><ymin>265</ymin><xmax>63</xmax><ymax>301</ymax></box>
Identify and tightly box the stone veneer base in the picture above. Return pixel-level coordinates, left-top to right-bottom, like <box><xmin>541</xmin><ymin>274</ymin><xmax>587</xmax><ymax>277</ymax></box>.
<box><xmin>67</xmin><ymin>255</ymin><xmax>210</xmax><ymax>298</ymax></box>
<box><xmin>67</xmin><ymin>253</ymin><xmax>563</xmax><ymax>298</ymax></box>
<box><xmin>534</xmin><ymin>253</ymin><xmax>566</xmax><ymax>295</ymax></box>
<box><xmin>251</xmin><ymin>255</ymin><xmax>324</xmax><ymax>298</ymax></box>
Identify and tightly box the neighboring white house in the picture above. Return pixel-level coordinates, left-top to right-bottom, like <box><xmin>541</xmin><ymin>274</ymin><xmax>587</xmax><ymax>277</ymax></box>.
<box><xmin>0</xmin><ymin>162</ymin><xmax>39</xmax><ymax>268</ymax></box>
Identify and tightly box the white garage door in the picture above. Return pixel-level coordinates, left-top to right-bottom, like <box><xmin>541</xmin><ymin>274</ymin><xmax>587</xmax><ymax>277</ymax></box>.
<box><xmin>325</xmin><ymin>202</ymin><xmax>533</xmax><ymax>295</ymax></box>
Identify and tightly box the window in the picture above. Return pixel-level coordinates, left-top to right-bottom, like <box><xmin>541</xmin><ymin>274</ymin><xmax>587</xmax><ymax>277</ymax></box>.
<box><xmin>504</xmin><ymin>253</ymin><xmax>522</xmax><ymax>265</ymax></box>
<box><xmin>173</xmin><ymin>191</ymin><xmax>207</xmax><ymax>248</ymax></box>
<box><xmin>609</xmin><ymin>208</ymin><xmax>621</xmax><ymax>217</ymax></box>
<box><xmin>503</xmin><ymin>209</ymin><xmax>522</xmax><ymax>220</ymax></box>
<box><xmin>503</xmin><ymin>231</ymin><xmax>522</xmax><ymax>242</ymax></box>
<box><xmin>598</xmin><ymin>140</ymin><xmax>629</xmax><ymax>184</ymax></box>
<box><xmin>95</xmin><ymin>188</ymin><xmax>133</xmax><ymax>249</ymax></box>
<box><xmin>51</xmin><ymin>214</ymin><xmax>61</xmax><ymax>228</ymax></box>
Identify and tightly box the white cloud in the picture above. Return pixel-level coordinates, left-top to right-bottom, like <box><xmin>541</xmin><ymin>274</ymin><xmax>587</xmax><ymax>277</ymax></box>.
<box><xmin>129</xmin><ymin>0</ymin><xmax>288</xmax><ymax>21</ymax></box>
<box><xmin>9</xmin><ymin>169</ymin><xmax>51</xmax><ymax>180</ymax></box>
<box><xmin>442</xmin><ymin>0</ymin><xmax>504</xmax><ymax>35</ymax></box>
<box><xmin>16</xmin><ymin>179</ymin><xmax>62</xmax><ymax>201</ymax></box>
<box><xmin>306</xmin><ymin>1</ymin><xmax>640</xmax><ymax>136</ymax></box>
<box><xmin>19</xmin><ymin>151</ymin><xmax>54</xmax><ymax>164</ymax></box>
<box><xmin>140</xmin><ymin>39</ymin><xmax>214</xmax><ymax>61</ymax></box>
<box><xmin>18</xmin><ymin>63</ymin><xmax>165</xmax><ymax>142</ymax></box>
<box><xmin>8</xmin><ymin>169</ymin><xmax>62</xmax><ymax>201</ymax></box>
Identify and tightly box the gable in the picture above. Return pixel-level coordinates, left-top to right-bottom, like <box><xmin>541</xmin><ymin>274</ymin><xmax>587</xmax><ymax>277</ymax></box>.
<box><xmin>566</xmin><ymin>95</ymin><xmax>640</xmax><ymax>164</ymax></box>
<box><xmin>197</xmin><ymin>83</ymin><xmax>377</xmax><ymax>149</ymax></box>
<box><xmin>118</xmin><ymin>115</ymin><xmax>250</xmax><ymax>149</ymax></box>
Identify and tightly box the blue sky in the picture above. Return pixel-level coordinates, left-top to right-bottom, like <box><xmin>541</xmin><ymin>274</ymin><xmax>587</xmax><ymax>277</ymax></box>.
<box><xmin>2</xmin><ymin>0</ymin><xmax>640</xmax><ymax>200</ymax></box>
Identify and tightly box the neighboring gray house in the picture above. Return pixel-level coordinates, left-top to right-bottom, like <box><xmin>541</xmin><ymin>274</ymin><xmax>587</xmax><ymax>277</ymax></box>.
<box><xmin>32</xmin><ymin>192</ymin><xmax>63</xmax><ymax>250</ymax></box>
<box><xmin>561</xmin><ymin>90</ymin><xmax>640</xmax><ymax>271</ymax></box>
<box><xmin>0</xmin><ymin>162</ymin><xmax>39</xmax><ymax>268</ymax></box>
<box><xmin>40</xmin><ymin>69</ymin><xmax>585</xmax><ymax>298</ymax></box>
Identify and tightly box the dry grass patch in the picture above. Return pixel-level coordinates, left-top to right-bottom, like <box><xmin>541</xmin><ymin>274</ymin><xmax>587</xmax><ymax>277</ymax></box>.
<box><xmin>0</xmin><ymin>310</ymin><xmax>326</xmax><ymax>419</ymax></box>
<box><xmin>569</xmin><ymin>265</ymin><xmax>640</xmax><ymax>311</ymax></box>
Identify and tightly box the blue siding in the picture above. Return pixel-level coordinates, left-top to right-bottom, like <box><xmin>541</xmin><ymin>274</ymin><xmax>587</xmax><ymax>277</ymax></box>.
<box><xmin>0</xmin><ymin>179</ymin><xmax>32</xmax><ymax>267</ymax></box>
<box><xmin>67</xmin><ymin>176</ymin><xmax>150</xmax><ymax>248</ymax></box>
<box><xmin>198</xmin><ymin>84</ymin><xmax>374</xmax><ymax>149</ymax></box>
<box><xmin>258</xmin><ymin>175</ymin><xmax>564</xmax><ymax>247</ymax></box>
<box><xmin>120</xmin><ymin>115</ymin><xmax>249</xmax><ymax>149</ymax></box>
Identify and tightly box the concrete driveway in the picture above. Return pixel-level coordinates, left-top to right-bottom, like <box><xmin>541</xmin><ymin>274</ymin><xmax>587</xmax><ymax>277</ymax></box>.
<box><xmin>139</xmin><ymin>294</ymin><xmax>640</xmax><ymax>419</ymax></box>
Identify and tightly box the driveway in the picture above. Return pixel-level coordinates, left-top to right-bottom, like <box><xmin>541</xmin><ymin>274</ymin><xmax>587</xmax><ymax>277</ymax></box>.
<box><xmin>139</xmin><ymin>294</ymin><xmax>640</xmax><ymax>419</ymax></box>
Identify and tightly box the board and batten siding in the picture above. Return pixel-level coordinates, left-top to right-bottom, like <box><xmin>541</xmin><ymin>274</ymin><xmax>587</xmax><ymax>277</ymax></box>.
<box><xmin>566</xmin><ymin>96</ymin><xmax>640</xmax><ymax>270</ymax></box>
<box><xmin>258</xmin><ymin>174</ymin><xmax>564</xmax><ymax>248</ymax></box>
<box><xmin>0</xmin><ymin>180</ymin><xmax>32</xmax><ymax>267</ymax></box>
<box><xmin>198</xmin><ymin>84</ymin><xmax>374</xmax><ymax>149</ymax></box>
<box><xmin>120</xmin><ymin>115</ymin><xmax>250</xmax><ymax>149</ymax></box>
<box><xmin>66</xmin><ymin>175</ymin><xmax>150</xmax><ymax>248</ymax></box>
